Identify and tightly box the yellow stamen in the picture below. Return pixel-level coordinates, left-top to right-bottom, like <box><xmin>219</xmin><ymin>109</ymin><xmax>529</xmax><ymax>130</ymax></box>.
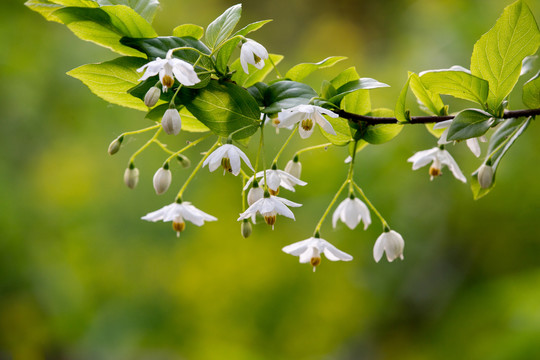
<box><xmin>301</xmin><ymin>118</ymin><xmax>313</xmax><ymax>131</ymax></box>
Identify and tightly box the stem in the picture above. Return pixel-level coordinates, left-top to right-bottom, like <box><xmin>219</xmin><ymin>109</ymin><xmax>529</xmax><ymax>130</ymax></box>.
<box><xmin>128</xmin><ymin>128</ymin><xmax>162</xmax><ymax>164</ymax></box>
<box><xmin>313</xmin><ymin>179</ymin><xmax>349</xmax><ymax>235</ymax></box>
<box><xmin>294</xmin><ymin>143</ymin><xmax>332</xmax><ymax>157</ymax></box>
<box><xmin>347</xmin><ymin>140</ymin><xmax>359</xmax><ymax>193</ymax></box>
<box><xmin>164</xmin><ymin>134</ymin><xmax>212</xmax><ymax>164</ymax></box>
<box><xmin>241</xmin><ymin>176</ymin><xmax>247</xmax><ymax>212</ymax></box>
<box><xmin>353</xmin><ymin>182</ymin><xmax>389</xmax><ymax>228</ymax></box>
<box><xmin>176</xmin><ymin>140</ymin><xmax>220</xmax><ymax>199</ymax></box>
<box><xmin>269</xmin><ymin>55</ymin><xmax>282</xmax><ymax>78</ymax></box>
<box><xmin>255</xmin><ymin>117</ymin><xmax>266</xmax><ymax>172</ymax></box>
<box><xmin>154</xmin><ymin>140</ymin><xmax>175</xmax><ymax>155</ymax></box>
<box><xmin>272</xmin><ymin>127</ymin><xmax>298</xmax><ymax>164</ymax></box>
<box><xmin>120</xmin><ymin>124</ymin><xmax>160</xmax><ymax>137</ymax></box>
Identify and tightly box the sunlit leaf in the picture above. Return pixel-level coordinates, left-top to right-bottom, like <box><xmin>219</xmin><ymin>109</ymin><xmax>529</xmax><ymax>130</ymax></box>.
<box><xmin>362</xmin><ymin>108</ymin><xmax>402</xmax><ymax>144</ymax></box>
<box><xmin>173</xmin><ymin>24</ymin><xmax>204</xmax><ymax>40</ymax></box>
<box><xmin>285</xmin><ymin>56</ymin><xmax>347</xmax><ymax>82</ymax></box>
<box><xmin>409</xmin><ymin>72</ymin><xmax>445</xmax><ymax>115</ymax></box>
<box><xmin>230</xmin><ymin>54</ymin><xmax>283</xmax><ymax>87</ymax></box>
<box><xmin>145</xmin><ymin>104</ymin><xmax>210</xmax><ymax>132</ymax></box>
<box><xmin>205</xmin><ymin>4</ymin><xmax>242</xmax><ymax>48</ymax></box>
<box><xmin>523</xmin><ymin>71</ymin><xmax>540</xmax><ymax>109</ymax></box>
<box><xmin>96</xmin><ymin>0</ymin><xmax>160</xmax><ymax>23</ymax></box>
<box><xmin>420</xmin><ymin>70</ymin><xmax>489</xmax><ymax>105</ymax></box>
<box><xmin>395</xmin><ymin>74</ymin><xmax>412</xmax><ymax>123</ymax></box>
<box><xmin>447</xmin><ymin>109</ymin><xmax>493</xmax><ymax>141</ymax></box>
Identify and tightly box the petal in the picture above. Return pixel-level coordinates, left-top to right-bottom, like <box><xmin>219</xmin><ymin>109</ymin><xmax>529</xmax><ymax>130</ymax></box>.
<box><xmin>277</xmin><ymin>111</ymin><xmax>304</xmax><ymax>127</ymax></box>
<box><xmin>316</xmin><ymin>107</ymin><xmax>339</xmax><ymax>118</ymax></box>
<box><xmin>322</xmin><ymin>240</ymin><xmax>353</xmax><ymax>261</ymax></box>
<box><xmin>267</xmin><ymin>171</ymin><xmax>281</xmax><ymax>191</ymax></box>
<box><xmin>354</xmin><ymin>198</ymin><xmax>371</xmax><ymax>230</ymax></box>
<box><xmin>299</xmin><ymin>247</ymin><xmax>315</xmax><ymax>263</ymax></box>
<box><xmin>407</xmin><ymin>148</ymin><xmax>439</xmax><ymax>170</ymax></box>
<box><xmin>341</xmin><ymin>199</ymin><xmax>360</xmax><ymax>229</ymax></box>
<box><xmin>385</xmin><ymin>230</ymin><xmax>404</xmax><ymax>262</ymax></box>
<box><xmin>282</xmin><ymin>238</ymin><xmax>313</xmax><ymax>256</ymax></box>
<box><xmin>466</xmin><ymin>138</ymin><xmax>481</xmax><ymax>157</ymax></box>
<box><xmin>313</xmin><ymin>111</ymin><xmax>337</xmax><ymax>135</ymax></box>
<box><xmin>235</xmin><ymin>147</ymin><xmax>254</xmax><ymax>172</ymax></box>
<box><xmin>437</xmin><ymin>128</ymin><xmax>450</xmax><ymax>145</ymax></box>
<box><xmin>432</xmin><ymin>119</ymin><xmax>452</xmax><ymax>130</ymax></box>
<box><xmin>439</xmin><ymin>150</ymin><xmax>467</xmax><ymax>183</ymax></box>
<box><xmin>274</xmin><ymin>196</ymin><xmax>302</xmax><ymax>207</ymax></box>
<box><xmin>228</xmin><ymin>149</ymin><xmax>242</xmax><ymax>176</ymax></box>
<box><xmin>271</xmin><ymin>199</ymin><xmax>296</xmax><ymax>219</ymax></box>
<box><xmin>298</xmin><ymin>124</ymin><xmax>314</xmax><ymax>139</ymax></box>
<box><xmin>373</xmin><ymin>233</ymin><xmax>385</xmax><ymax>263</ymax></box>
<box><xmin>332</xmin><ymin>200</ymin><xmax>346</xmax><ymax>228</ymax></box>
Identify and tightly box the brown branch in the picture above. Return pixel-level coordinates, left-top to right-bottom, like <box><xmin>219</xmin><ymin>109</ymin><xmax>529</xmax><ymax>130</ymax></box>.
<box><xmin>337</xmin><ymin>108</ymin><xmax>540</xmax><ymax>125</ymax></box>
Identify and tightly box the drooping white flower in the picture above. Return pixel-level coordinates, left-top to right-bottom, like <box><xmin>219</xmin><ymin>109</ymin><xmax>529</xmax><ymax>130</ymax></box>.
<box><xmin>153</xmin><ymin>166</ymin><xmax>172</xmax><ymax>195</ymax></box>
<box><xmin>142</xmin><ymin>200</ymin><xmax>217</xmax><ymax>237</ymax></box>
<box><xmin>202</xmin><ymin>144</ymin><xmax>254</xmax><ymax>176</ymax></box>
<box><xmin>373</xmin><ymin>230</ymin><xmax>404</xmax><ymax>263</ymax></box>
<box><xmin>137</xmin><ymin>49</ymin><xmax>201</xmax><ymax>91</ymax></box>
<box><xmin>124</xmin><ymin>166</ymin><xmax>139</xmax><ymax>189</ymax></box>
<box><xmin>282</xmin><ymin>236</ymin><xmax>353</xmax><ymax>272</ymax></box>
<box><xmin>277</xmin><ymin>105</ymin><xmax>338</xmax><ymax>139</ymax></box>
<box><xmin>434</xmin><ymin>120</ymin><xmax>486</xmax><ymax>157</ymax></box>
<box><xmin>161</xmin><ymin>108</ymin><xmax>182</xmax><ymax>135</ymax></box>
<box><xmin>237</xmin><ymin>194</ymin><xmax>301</xmax><ymax>229</ymax></box>
<box><xmin>247</xmin><ymin>181</ymin><xmax>264</xmax><ymax>206</ymax></box>
<box><xmin>240</xmin><ymin>39</ymin><xmax>269</xmax><ymax>74</ymax></box>
<box><xmin>477</xmin><ymin>164</ymin><xmax>494</xmax><ymax>189</ymax></box>
<box><xmin>407</xmin><ymin>147</ymin><xmax>467</xmax><ymax>183</ymax></box>
<box><xmin>243</xmin><ymin>169</ymin><xmax>307</xmax><ymax>195</ymax></box>
<box><xmin>332</xmin><ymin>196</ymin><xmax>371</xmax><ymax>230</ymax></box>
<box><xmin>284</xmin><ymin>159</ymin><xmax>302</xmax><ymax>180</ymax></box>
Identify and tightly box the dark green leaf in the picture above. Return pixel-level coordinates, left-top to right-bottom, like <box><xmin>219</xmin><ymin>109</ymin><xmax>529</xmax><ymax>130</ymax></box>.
<box><xmin>145</xmin><ymin>104</ymin><xmax>210</xmax><ymax>132</ymax></box>
<box><xmin>262</xmin><ymin>81</ymin><xmax>317</xmax><ymax>114</ymax></box>
<box><xmin>285</xmin><ymin>56</ymin><xmax>347</xmax><ymax>82</ymax></box>
<box><xmin>523</xmin><ymin>71</ymin><xmax>540</xmax><ymax>109</ymax></box>
<box><xmin>246</xmin><ymin>82</ymin><xmax>268</xmax><ymax>108</ymax></box>
<box><xmin>447</xmin><ymin>109</ymin><xmax>493</xmax><ymax>141</ymax></box>
<box><xmin>471</xmin><ymin>0</ymin><xmax>540</xmax><ymax>112</ymax></box>
<box><xmin>420</xmin><ymin>70</ymin><xmax>489</xmax><ymax>105</ymax></box>
<box><xmin>205</xmin><ymin>4</ymin><xmax>242</xmax><ymax>48</ymax></box>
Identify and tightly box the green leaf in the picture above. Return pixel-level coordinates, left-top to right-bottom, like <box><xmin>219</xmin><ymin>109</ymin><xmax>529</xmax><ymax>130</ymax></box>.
<box><xmin>447</xmin><ymin>109</ymin><xmax>493</xmax><ymax>141</ymax></box>
<box><xmin>67</xmin><ymin>56</ymin><xmax>148</xmax><ymax>111</ymax></box>
<box><xmin>145</xmin><ymin>104</ymin><xmax>210</xmax><ymax>133</ymax></box>
<box><xmin>230</xmin><ymin>54</ymin><xmax>283</xmax><ymax>87</ymax></box>
<box><xmin>425</xmin><ymin>123</ymin><xmax>446</xmax><ymax>138</ymax></box>
<box><xmin>320</xmin><ymin>81</ymin><xmax>337</xmax><ymax>100</ymax></box>
<box><xmin>52</xmin><ymin>0</ymin><xmax>99</xmax><ymax>6</ymax></box>
<box><xmin>285</xmin><ymin>56</ymin><xmax>347</xmax><ymax>82</ymax></box>
<box><xmin>178</xmin><ymin>80</ymin><xmax>260</xmax><ymax>139</ymax></box>
<box><xmin>523</xmin><ymin>71</ymin><xmax>540</xmax><ymax>108</ymax></box>
<box><xmin>419</xmin><ymin>69</ymin><xmax>489</xmax><ymax>105</ymax></box>
<box><xmin>246</xmin><ymin>82</ymin><xmax>268</xmax><ymax>108</ymax></box>
<box><xmin>173</xmin><ymin>24</ymin><xmax>204</xmax><ymax>40</ymax></box>
<box><xmin>330</xmin><ymin>67</ymin><xmax>359</xmax><ymax>87</ymax></box>
<box><xmin>96</xmin><ymin>0</ymin><xmax>160</xmax><ymax>23</ymax></box>
<box><xmin>319</xmin><ymin>116</ymin><xmax>352</xmax><ymax>146</ymax></box>
<box><xmin>328</xmin><ymin>78</ymin><xmax>389</xmax><ymax>105</ymax></box>
<box><xmin>471</xmin><ymin>0</ymin><xmax>540</xmax><ymax>112</ymax></box>
<box><xmin>262</xmin><ymin>81</ymin><xmax>318</xmax><ymax>114</ymax></box>
<box><xmin>362</xmin><ymin>108</ymin><xmax>402</xmax><ymax>144</ymax></box>
<box><xmin>205</xmin><ymin>4</ymin><xmax>242</xmax><ymax>48</ymax></box>
<box><xmin>120</xmin><ymin>36</ymin><xmax>213</xmax><ymax>70</ymax></box>
<box><xmin>409</xmin><ymin>72</ymin><xmax>445</xmax><ymax>115</ymax></box>
<box><xmin>25</xmin><ymin>0</ymin><xmax>64</xmax><ymax>22</ymax></box>
<box><xmin>395</xmin><ymin>75</ymin><xmax>412</xmax><ymax>123</ymax></box>
<box><xmin>53</xmin><ymin>5</ymin><xmax>157</xmax><ymax>56</ymax></box>
<box><xmin>471</xmin><ymin>117</ymin><xmax>531</xmax><ymax>199</ymax></box>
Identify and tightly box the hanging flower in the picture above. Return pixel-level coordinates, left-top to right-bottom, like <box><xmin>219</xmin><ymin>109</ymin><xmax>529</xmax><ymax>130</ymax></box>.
<box><xmin>243</xmin><ymin>169</ymin><xmax>307</xmax><ymax>195</ymax></box>
<box><xmin>332</xmin><ymin>196</ymin><xmax>371</xmax><ymax>230</ymax></box>
<box><xmin>161</xmin><ymin>108</ymin><xmax>182</xmax><ymax>135</ymax></box>
<box><xmin>373</xmin><ymin>230</ymin><xmax>405</xmax><ymax>263</ymax></box>
<box><xmin>152</xmin><ymin>166</ymin><xmax>172</xmax><ymax>195</ymax></box>
<box><xmin>407</xmin><ymin>147</ymin><xmax>467</xmax><ymax>183</ymax></box>
<box><xmin>137</xmin><ymin>49</ymin><xmax>201</xmax><ymax>91</ymax></box>
<box><xmin>282</xmin><ymin>236</ymin><xmax>353</xmax><ymax>272</ymax></box>
<box><xmin>237</xmin><ymin>194</ymin><xmax>301</xmax><ymax>229</ymax></box>
<box><xmin>433</xmin><ymin>120</ymin><xmax>486</xmax><ymax>157</ymax></box>
<box><xmin>202</xmin><ymin>144</ymin><xmax>254</xmax><ymax>176</ymax></box>
<box><xmin>277</xmin><ymin>105</ymin><xmax>338</xmax><ymax>138</ymax></box>
<box><xmin>247</xmin><ymin>180</ymin><xmax>264</xmax><ymax>206</ymax></box>
<box><xmin>240</xmin><ymin>39</ymin><xmax>269</xmax><ymax>74</ymax></box>
<box><xmin>142</xmin><ymin>200</ymin><xmax>217</xmax><ymax>237</ymax></box>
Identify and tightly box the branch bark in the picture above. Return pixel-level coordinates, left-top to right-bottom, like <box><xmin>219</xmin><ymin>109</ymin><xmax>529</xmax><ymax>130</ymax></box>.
<box><xmin>337</xmin><ymin>108</ymin><xmax>540</xmax><ymax>125</ymax></box>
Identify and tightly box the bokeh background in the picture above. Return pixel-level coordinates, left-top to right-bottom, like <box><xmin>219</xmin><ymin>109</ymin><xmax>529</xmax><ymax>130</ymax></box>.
<box><xmin>1</xmin><ymin>0</ymin><xmax>540</xmax><ymax>359</ymax></box>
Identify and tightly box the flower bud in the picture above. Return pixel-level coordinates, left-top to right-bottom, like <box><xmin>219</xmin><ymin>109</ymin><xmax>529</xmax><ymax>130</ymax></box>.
<box><xmin>284</xmin><ymin>158</ymin><xmax>302</xmax><ymax>179</ymax></box>
<box><xmin>108</xmin><ymin>136</ymin><xmax>123</xmax><ymax>155</ymax></box>
<box><xmin>153</xmin><ymin>166</ymin><xmax>172</xmax><ymax>195</ymax></box>
<box><xmin>177</xmin><ymin>154</ymin><xmax>191</xmax><ymax>168</ymax></box>
<box><xmin>241</xmin><ymin>219</ymin><xmax>252</xmax><ymax>238</ymax></box>
<box><xmin>477</xmin><ymin>164</ymin><xmax>494</xmax><ymax>189</ymax></box>
<box><xmin>124</xmin><ymin>166</ymin><xmax>139</xmax><ymax>189</ymax></box>
<box><xmin>162</xmin><ymin>108</ymin><xmax>182</xmax><ymax>135</ymax></box>
<box><xmin>144</xmin><ymin>86</ymin><xmax>161</xmax><ymax>107</ymax></box>
<box><xmin>247</xmin><ymin>181</ymin><xmax>264</xmax><ymax>206</ymax></box>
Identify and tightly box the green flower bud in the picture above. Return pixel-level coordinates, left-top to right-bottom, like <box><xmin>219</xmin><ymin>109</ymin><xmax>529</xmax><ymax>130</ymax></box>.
<box><xmin>108</xmin><ymin>136</ymin><xmax>123</xmax><ymax>155</ymax></box>
<box><xmin>177</xmin><ymin>154</ymin><xmax>191</xmax><ymax>168</ymax></box>
<box><xmin>478</xmin><ymin>164</ymin><xmax>494</xmax><ymax>189</ymax></box>
<box><xmin>144</xmin><ymin>86</ymin><xmax>161</xmax><ymax>107</ymax></box>
<box><xmin>241</xmin><ymin>219</ymin><xmax>252</xmax><ymax>238</ymax></box>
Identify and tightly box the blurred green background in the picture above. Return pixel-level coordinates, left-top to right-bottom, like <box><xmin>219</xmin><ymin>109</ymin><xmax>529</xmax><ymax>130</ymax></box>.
<box><xmin>1</xmin><ymin>0</ymin><xmax>540</xmax><ymax>359</ymax></box>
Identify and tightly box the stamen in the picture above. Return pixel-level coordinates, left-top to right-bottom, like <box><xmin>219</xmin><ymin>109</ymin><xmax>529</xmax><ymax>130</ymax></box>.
<box><xmin>301</xmin><ymin>118</ymin><xmax>313</xmax><ymax>131</ymax></box>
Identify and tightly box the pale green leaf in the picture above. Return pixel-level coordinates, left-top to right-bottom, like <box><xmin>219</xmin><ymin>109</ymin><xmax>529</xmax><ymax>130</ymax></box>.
<box><xmin>330</xmin><ymin>67</ymin><xmax>359</xmax><ymax>88</ymax></box>
<box><xmin>523</xmin><ymin>71</ymin><xmax>540</xmax><ymax>108</ymax></box>
<box><xmin>230</xmin><ymin>54</ymin><xmax>283</xmax><ymax>87</ymax></box>
<box><xmin>394</xmin><ymin>74</ymin><xmax>412</xmax><ymax>122</ymax></box>
<box><xmin>96</xmin><ymin>0</ymin><xmax>160</xmax><ymax>23</ymax></box>
<box><xmin>173</xmin><ymin>24</ymin><xmax>204</xmax><ymax>40</ymax></box>
<box><xmin>205</xmin><ymin>4</ymin><xmax>242</xmax><ymax>48</ymax></box>
<box><xmin>362</xmin><ymin>108</ymin><xmax>402</xmax><ymax>144</ymax></box>
<box><xmin>409</xmin><ymin>72</ymin><xmax>445</xmax><ymax>115</ymax></box>
<box><xmin>319</xmin><ymin>117</ymin><xmax>352</xmax><ymax>146</ymax></box>
<box><xmin>25</xmin><ymin>0</ymin><xmax>64</xmax><ymax>22</ymax></box>
<box><xmin>285</xmin><ymin>56</ymin><xmax>347</xmax><ymax>82</ymax></box>
<box><xmin>420</xmin><ymin>70</ymin><xmax>489</xmax><ymax>105</ymax></box>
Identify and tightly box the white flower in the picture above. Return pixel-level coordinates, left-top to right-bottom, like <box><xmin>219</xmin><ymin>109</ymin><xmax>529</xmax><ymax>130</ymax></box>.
<box><xmin>243</xmin><ymin>169</ymin><xmax>307</xmax><ymax>195</ymax></box>
<box><xmin>202</xmin><ymin>144</ymin><xmax>254</xmax><ymax>176</ymax></box>
<box><xmin>477</xmin><ymin>164</ymin><xmax>494</xmax><ymax>189</ymax></box>
<box><xmin>124</xmin><ymin>166</ymin><xmax>139</xmax><ymax>189</ymax></box>
<box><xmin>161</xmin><ymin>108</ymin><xmax>182</xmax><ymax>135</ymax></box>
<box><xmin>332</xmin><ymin>196</ymin><xmax>371</xmax><ymax>230</ymax></box>
<box><xmin>144</xmin><ymin>86</ymin><xmax>161</xmax><ymax>107</ymax></box>
<box><xmin>247</xmin><ymin>182</ymin><xmax>264</xmax><ymax>206</ymax></box>
<box><xmin>282</xmin><ymin>236</ymin><xmax>353</xmax><ymax>272</ymax></box>
<box><xmin>137</xmin><ymin>49</ymin><xmax>201</xmax><ymax>91</ymax></box>
<box><xmin>434</xmin><ymin>120</ymin><xmax>486</xmax><ymax>157</ymax></box>
<box><xmin>153</xmin><ymin>167</ymin><xmax>172</xmax><ymax>195</ymax></box>
<box><xmin>277</xmin><ymin>105</ymin><xmax>338</xmax><ymax>139</ymax></box>
<box><xmin>237</xmin><ymin>195</ymin><xmax>301</xmax><ymax>229</ymax></box>
<box><xmin>240</xmin><ymin>39</ymin><xmax>269</xmax><ymax>74</ymax></box>
<box><xmin>284</xmin><ymin>159</ymin><xmax>302</xmax><ymax>180</ymax></box>
<box><xmin>373</xmin><ymin>230</ymin><xmax>404</xmax><ymax>263</ymax></box>
<box><xmin>142</xmin><ymin>200</ymin><xmax>217</xmax><ymax>237</ymax></box>
<box><xmin>407</xmin><ymin>147</ymin><xmax>467</xmax><ymax>183</ymax></box>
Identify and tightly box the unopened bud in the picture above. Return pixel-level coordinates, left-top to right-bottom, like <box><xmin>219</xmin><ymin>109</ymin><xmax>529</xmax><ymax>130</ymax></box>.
<box><xmin>284</xmin><ymin>159</ymin><xmax>302</xmax><ymax>179</ymax></box>
<box><xmin>124</xmin><ymin>166</ymin><xmax>139</xmax><ymax>189</ymax></box>
<box><xmin>162</xmin><ymin>108</ymin><xmax>182</xmax><ymax>135</ymax></box>
<box><xmin>153</xmin><ymin>166</ymin><xmax>172</xmax><ymax>195</ymax></box>
<box><xmin>241</xmin><ymin>219</ymin><xmax>252</xmax><ymax>238</ymax></box>
<box><xmin>247</xmin><ymin>184</ymin><xmax>264</xmax><ymax>206</ymax></box>
<box><xmin>177</xmin><ymin>154</ymin><xmax>191</xmax><ymax>168</ymax></box>
<box><xmin>108</xmin><ymin>136</ymin><xmax>123</xmax><ymax>155</ymax></box>
<box><xmin>477</xmin><ymin>164</ymin><xmax>494</xmax><ymax>189</ymax></box>
<box><xmin>144</xmin><ymin>86</ymin><xmax>161</xmax><ymax>107</ymax></box>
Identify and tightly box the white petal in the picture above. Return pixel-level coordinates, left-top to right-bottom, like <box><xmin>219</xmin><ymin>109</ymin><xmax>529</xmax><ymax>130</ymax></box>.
<box><xmin>384</xmin><ymin>230</ymin><xmax>405</xmax><ymax>262</ymax></box>
<box><xmin>282</xmin><ymin>238</ymin><xmax>313</xmax><ymax>256</ymax></box>
<box><xmin>332</xmin><ymin>200</ymin><xmax>347</xmax><ymax>228</ymax></box>
<box><xmin>299</xmin><ymin>247</ymin><xmax>315</xmax><ymax>263</ymax></box>
<box><xmin>267</xmin><ymin>171</ymin><xmax>281</xmax><ymax>191</ymax></box>
<box><xmin>313</xmin><ymin>111</ymin><xmax>337</xmax><ymax>135</ymax></box>
<box><xmin>466</xmin><ymin>138</ymin><xmax>481</xmax><ymax>157</ymax></box>
<box><xmin>353</xmin><ymin>198</ymin><xmax>371</xmax><ymax>230</ymax></box>
<box><xmin>228</xmin><ymin>149</ymin><xmax>242</xmax><ymax>176</ymax></box>
<box><xmin>271</xmin><ymin>199</ymin><xmax>296</xmax><ymax>219</ymax></box>
<box><xmin>432</xmin><ymin>120</ymin><xmax>452</xmax><ymax>130</ymax></box>
<box><xmin>274</xmin><ymin>196</ymin><xmax>302</xmax><ymax>207</ymax></box>
<box><xmin>316</xmin><ymin>107</ymin><xmax>339</xmax><ymax>118</ymax></box>
<box><xmin>408</xmin><ymin>148</ymin><xmax>439</xmax><ymax>170</ymax></box>
<box><xmin>277</xmin><ymin>111</ymin><xmax>304</xmax><ymax>127</ymax></box>
<box><xmin>235</xmin><ymin>147</ymin><xmax>255</xmax><ymax>172</ymax></box>
<box><xmin>373</xmin><ymin>234</ymin><xmax>385</xmax><ymax>263</ymax></box>
<box><xmin>437</xmin><ymin>128</ymin><xmax>450</xmax><ymax>145</ymax></box>
<box><xmin>298</xmin><ymin>124</ymin><xmax>314</xmax><ymax>139</ymax></box>
<box><xmin>439</xmin><ymin>150</ymin><xmax>467</xmax><ymax>183</ymax></box>
<box><xmin>321</xmin><ymin>240</ymin><xmax>353</xmax><ymax>261</ymax></box>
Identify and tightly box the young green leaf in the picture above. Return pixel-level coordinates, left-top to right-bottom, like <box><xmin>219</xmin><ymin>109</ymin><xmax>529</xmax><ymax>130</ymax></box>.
<box><xmin>53</xmin><ymin>5</ymin><xmax>157</xmax><ymax>56</ymax></box>
<box><xmin>262</xmin><ymin>81</ymin><xmax>318</xmax><ymax>114</ymax></box>
<box><xmin>330</xmin><ymin>67</ymin><xmax>360</xmax><ymax>88</ymax></box>
<box><xmin>96</xmin><ymin>0</ymin><xmax>160</xmax><ymax>23</ymax></box>
<box><xmin>319</xmin><ymin>117</ymin><xmax>352</xmax><ymax>146</ymax></box>
<box><xmin>523</xmin><ymin>71</ymin><xmax>540</xmax><ymax>109</ymax></box>
<box><xmin>205</xmin><ymin>4</ymin><xmax>242</xmax><ymax>48</ymax></box>
<box><xmin>395</xmin><ymin>75</ymin><xmax>412</xmax><ymax>123</ymax></box>
<box><xmin>67</xmin><ymin>56</ymin><xmax>148</xmax><ymax>111</ymax></box>
<box><xmin>362</xmin><ymin>108</ymin><xmax>402</xmax><ymax>144</ymax></box>
<box><xmin>328</xmin><ymin>78</ymin><xmax>389</xmax><ymax>105</ymax></box>
<box><xmin>285</xmin><ymin>57</ymin><xmax>347</xmax><ymax>82</ymax></box>
<box><xmin>145</xmin><ymin>104</ymin><xmax>210</xmax><ymax>132</ymax></box>
<box><xmin>173</xmin><ymin>24</ymin><xmax>204</xmax><ymax>40</ymax></box>
<box><xmin>471</xmin><ymin>0</ymin><xmax>540</xmax><ymax>112</ymax></box>
<box><xmin>178</xmin><ymin>80</ymin><xmax>260</xmax><ymax>139</ymax></box>
<box><xmin>447</xmin><ymin>109</ymin><xmax>493</xmax><ymax>141</ymax></box>
<box><xmin>419</xmin><ymin>70</ymin><xmax>489</xmax><ymax>105</ymax></box>
<box><xmin>25</xmin><ymin>0</ymin><xmax>64</xmax><ymax>22</ymax></box>
<box><xmin>409</xmin><ymin>73</ymin><xmax>445</xmax><ymax>115</ymax></box>
<box><xmin>230</xmin><ymin>54</ymin><xmax>283</xmax><ymax>87</ymax></box>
